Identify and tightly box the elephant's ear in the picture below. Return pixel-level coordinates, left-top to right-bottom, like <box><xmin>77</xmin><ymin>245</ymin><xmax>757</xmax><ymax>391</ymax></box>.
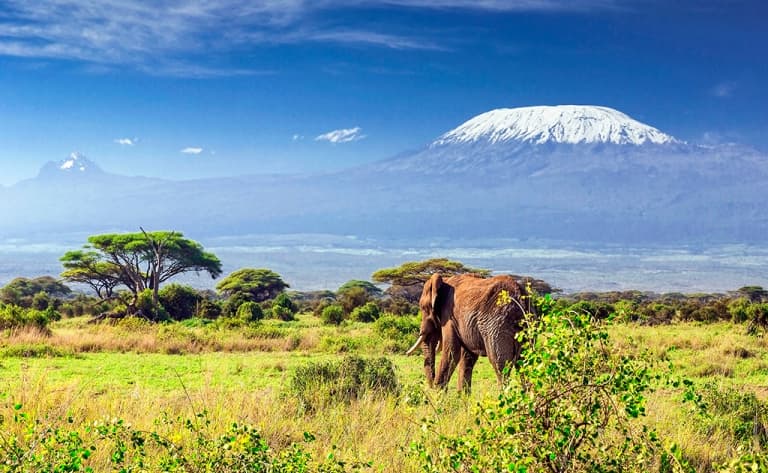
<box><xmin>427</xmin><ymin>273</ymin><xmax>443</xmax><ymax>326</ymax></box>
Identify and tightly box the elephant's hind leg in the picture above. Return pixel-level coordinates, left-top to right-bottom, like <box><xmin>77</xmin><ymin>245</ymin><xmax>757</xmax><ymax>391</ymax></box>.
<box><xmin>457</xmin><ymin>349</ymin><xmax>479</xmax><ymax>393</ymax></box>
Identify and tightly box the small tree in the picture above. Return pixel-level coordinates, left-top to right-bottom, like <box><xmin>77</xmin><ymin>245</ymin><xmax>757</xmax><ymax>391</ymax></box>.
<box><xmin>237</xmin><ymin>301</ymin><xmax>264</xmax><ymax>324</ymax></box>
<box><xmin>337</xmin><ymin>280</ymin><xmax>383</xmax><ymax>298</ymax></box>
<box><xmin>372</xmin><ymin>258</ymin><xmax>489</xmax><ymax>304</ymax></box>
<box><xmin>217</xmin><ymin>268</ymin><xmax>289</xmax><ymax>303</ymax></box>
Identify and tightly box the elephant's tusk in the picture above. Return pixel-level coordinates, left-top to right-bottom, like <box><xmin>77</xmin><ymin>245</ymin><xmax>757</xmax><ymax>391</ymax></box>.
<box><xmin>435</xmin><ymin>340</ymin><xmax>440</xmax><ymax>353</ymax></box>
<box><xmin>405</xmin><ymin>335</ymin><xmax>425</xmax><ymax>355</ymax></box>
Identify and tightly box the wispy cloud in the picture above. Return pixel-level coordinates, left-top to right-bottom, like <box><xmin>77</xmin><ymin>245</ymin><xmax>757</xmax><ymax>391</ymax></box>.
<box><xmin>710</xmin><ymin>81</ymin><xmax>736</xmax><ymax>98</ymax></box>
<box><xmin>315</xmin><ymin>127</ymin><xmax>366</xmax><ymax>143</ymax></box>
<box><xmin>0</xmin><ymin>0</ymin><xmax>625</xmax><ymax>76</ymax></box>
<box><xmin>114</xmin><ymin>138</ymin><xmax>137</xmax><ymax>146</ymax></box>
<box><xmin>181</xmin><ymin>147</ymin><xmax>204</xmax><ymax>154</ymax></box>
<box><xmin>292</xmin><ymin>134</ymin><xmax>305</xmax><ymax>141</ymax></box>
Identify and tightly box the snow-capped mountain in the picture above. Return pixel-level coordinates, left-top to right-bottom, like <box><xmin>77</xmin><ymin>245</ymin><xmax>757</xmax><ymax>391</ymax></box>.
<box><xmin>1</xmin><ymin>105</ymin><xmax>767</xmax><ymax>244</ymax></box>
<box><xmin>432</xmin><ymin>105</ymin><xmax>679</xmax><ymax>146</ymax></box>
<box><xmin>36</xmin><ymin>152</ymin><xmax>105</xmax><ymax>179</ymax></box>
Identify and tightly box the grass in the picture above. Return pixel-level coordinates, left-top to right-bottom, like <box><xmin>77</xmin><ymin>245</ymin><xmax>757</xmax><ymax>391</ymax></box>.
<box><xmin>2</xmin><ymin>315</ymin><xmax>768</xmax><ymax>471</ymax></box>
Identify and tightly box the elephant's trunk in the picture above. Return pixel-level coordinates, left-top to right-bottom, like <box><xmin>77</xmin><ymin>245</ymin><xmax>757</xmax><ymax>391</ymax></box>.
<box><xmin>423</xmin><ymin>335</ymin><xmax>438</xmax><ymax>387</ymax></box>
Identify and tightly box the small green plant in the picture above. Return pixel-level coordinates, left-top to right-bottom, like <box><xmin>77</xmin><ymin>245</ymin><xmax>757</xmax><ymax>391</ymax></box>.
<box><xmin>288</xmin><ymin>355</ymin><xmax>400</xmax><ymax>411</ymax></box>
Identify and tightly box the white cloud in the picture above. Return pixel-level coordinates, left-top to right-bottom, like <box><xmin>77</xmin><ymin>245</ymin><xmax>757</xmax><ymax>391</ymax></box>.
<box><xmin>711</xmin><ymin>81</ymin><xmax>736</xmax><ymax>98</ymax></box>
<box><xmin>114</xmin><ymin>137</ymin><xmax>136</xmax><ymax>146</ymax></box>
<box><xmin>0</xmin><ymin>1</ymin><xmax>622</xmax><ymax>75</ymax></box>
<box><xmin>315</xmin><ymin>127</ymin><xmax>366</xmax><ymax>143</ymax></box>
<box><xmin>181</xmin><ymin>147</ymin><xmax>204</xmax><ymax>154</ymax></box>
<box><xmin>292</xmin><ymin>134</ymin><xmax>305</xmax><ymax>141</ymax></box>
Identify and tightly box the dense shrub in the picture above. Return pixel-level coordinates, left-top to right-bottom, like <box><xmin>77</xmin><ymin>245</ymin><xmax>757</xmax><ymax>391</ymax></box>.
<box><xmin>0</xmin><ymin>303</ymin><xmax>59</xmax><ymax>331</ymax></box>
<box><xmin>288</xmin><ymin>355</ymin><xmax>399</xmax><ymax>411</ymax></box>
<box><xmin>196</xmin><ymin>298</ymin><xmax>222</xmax><ymax>319</ymax></box>
<box><xmin>236</xmin><ymin>301</ymin><xmax>264</xmax><ymax>323</ymax></box>
<box><xmin>134</xmin><ymin>289</ymin><xmax>169</xmax><ymax>322</ymax></box>
<box><xmin>271</xmin><ymin>293</ymin><xmax>297</xmax><ymax>321</ymax></box>
<box><xmin>350</xmin><ymin>301</ymin><xmax>381</xmax><ymax>322</ymax></box>
<box><xmin>337</xmin><ymin>287</ymin><xmax>370</xmax><ymax>315</ymax></box>
<box><xmin>158</xmin><ymin>284</ymin><xmax>200</xmax><ymax>320</ymax></box>
<box><xmin>374</xmin><ymin>314</ymin><xmax>420</xmax><ymax>352</ymax></box>
<box><xmin>320</xmin><ymin>304</ymin><xmax>345</xmax><ymax>325</ymax></box>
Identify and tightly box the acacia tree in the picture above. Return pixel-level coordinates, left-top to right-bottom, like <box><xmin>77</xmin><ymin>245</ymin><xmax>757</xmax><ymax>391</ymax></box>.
<box><xmin>372</xmin><ymin>258</ymin><xmax>490</xmax><ymax>303</ymax></box>
<box><xmin>60</xmin><ymin>230</ymin><xmax>222</xmax><ymax>310</ymax></box>
<box><xmin>216</xmin><ymin>268</ymin><xmax>289</xmax><ymax>305</ymax></box>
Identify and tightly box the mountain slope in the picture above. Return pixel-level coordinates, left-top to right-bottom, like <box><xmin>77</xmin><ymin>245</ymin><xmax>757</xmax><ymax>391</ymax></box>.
<box><xmin>1</xmin><ymin>105</ymin><xmax>767</xmax><ymax>244</ymax></box>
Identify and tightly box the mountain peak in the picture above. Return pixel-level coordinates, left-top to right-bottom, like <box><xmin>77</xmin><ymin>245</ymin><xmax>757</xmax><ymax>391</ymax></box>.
<box><xmin>432</xmin><ymin>105</ymin><xmax>680</xmax><ymax>147</ymax></box>
<box><xmin>37</xmin><ymin>152</ymin><xmax>104</xmax><ymax>180</ymax></box>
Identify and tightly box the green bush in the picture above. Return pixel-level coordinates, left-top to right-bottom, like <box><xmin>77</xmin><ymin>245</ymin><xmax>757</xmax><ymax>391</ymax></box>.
<box><xmin>411</xmin><ymin>296</ymin><xmax>675</xmax><ymax>472</ymax></box>
<box><xmin>134</xmin><ymin>289</ymin><xmax>169</xmax><ymax>322</ymax></box>
<box><xmin>197</xmin><ymin>298</ymin><xmax>222</xmax><ymax>319</ymax></box>
<box><xmin>374</xmin><ymin>314</ymin><xmax>419</xmax><ymax>352</ymax></box>
<box><xmin>321</xmin><ymin>304</ymin><xmax>345</xmax><ymax>325</ymax></box>
<box><xmin>350</xmin><ymin>301</ymin><xmax>381</xmax><ymax>322</ymax></box>
<box><xmin>271</xmin><ymin>305</ymin><xmax>295</xmax><ymax>321</ymax></box>
<box><xmin>288</xmin><ymin>355</ymin><xmax>399</xmax><ymax>411</ymax></box>
<box><xmin>236</xmin><ymin>301</ymin><xmax>264</xmax><ymax>323</ymax></box>
<box><xmin>158</xmin><ymin>283</ymin><xmax>200</xmax><ymax>321</ymax></box>
<box><xmin>0</xmin><ymin>303</ymin><xmax>58</xmax><ymax>331</ymax></box>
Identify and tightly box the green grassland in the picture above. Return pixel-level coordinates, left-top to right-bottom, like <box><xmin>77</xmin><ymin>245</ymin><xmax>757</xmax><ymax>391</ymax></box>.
<box><xmin>2</xmin><ymin>314</ymin><xmax>768</xmax><ymax>471</ymax></box>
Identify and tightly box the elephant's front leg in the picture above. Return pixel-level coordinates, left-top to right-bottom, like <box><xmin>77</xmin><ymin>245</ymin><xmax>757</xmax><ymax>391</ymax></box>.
<box><xmin>457</xmin><ymin>349</ymin><xmax>479</xmax><ymax>393</ymax></box>
<box><xmin>434</xmin><ymin>328</ymin><xmax>461</xmax><ymax>389</ymax></box>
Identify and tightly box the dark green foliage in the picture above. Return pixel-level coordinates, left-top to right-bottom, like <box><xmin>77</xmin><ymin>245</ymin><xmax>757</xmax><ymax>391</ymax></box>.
<box><xmin>0</xmin><ymin>303</ymin><xmax>59</xmax><ymax>330</ymax></box>
<box><xmin>196</xmin><ymin>298</ymin><xmax>222</xmax><ymax>319</ymax></box>
<box><xmin>236</xmin><ymin>301</ymin><xmax>264</xmax><ymax>323</ymax></box>
<box><xmin>337</xmin><ymin>280</ymin><xmax>382</xmax><ymax>298</ymax></box>
<box><xmin>320</xmin><ymin>304</ymin><xmax>345</xmax><ymax>325</ymax></box>
<box><xmin>216</xmin><ymin>268</ymin><xmax>288</xmax><ymax>303</ymax></box>
<box><xmin>135</xmin><ymin>289</ymin><xmax>169</xmax><ymax>322</ymax></box>
<box><xmin>337</xmin><ymin>286</ymin><xmax>370</xmax><ymax>315</ymax></box>
<box><xmin>350</xmin><ymin>301</ymin><xmax>381</xmax><ymax>322</ymax></box>
<box><xmin>271</xmin><ymin>293</ymin><xmax>298</xmax><ymax>321</ymax></box>
<box><xmin>158</xmin><ymin>284</ymin><xmax>201</xmax><ymax>321</ymax></box>
<box><xmin>0</xmin><ymin>276</ymin><xmax>71</xmax><ymax>308</ymax></box>
<box><xmin>746</xmin><ymin>303</ymin><xmax>768</xmax><ymax>335</ymax></box>
<box><xmin>288</xmin><ymin>355</ymin><xmax>399</xmax><ymax>411</ymax></box>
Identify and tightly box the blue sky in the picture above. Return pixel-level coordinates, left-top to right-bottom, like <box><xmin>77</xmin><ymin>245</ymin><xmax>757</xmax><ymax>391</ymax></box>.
<box><xmin>0</xmin><ymin>0</ymin><xmax>765</xmax><ymax>185</ymax></box>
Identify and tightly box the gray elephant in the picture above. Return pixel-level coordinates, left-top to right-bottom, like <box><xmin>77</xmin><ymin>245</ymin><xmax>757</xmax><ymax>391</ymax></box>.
<box><xmin>406</xmin><ymin>273</ymin><xmax>529</xmax><ymax>392</ymax></box>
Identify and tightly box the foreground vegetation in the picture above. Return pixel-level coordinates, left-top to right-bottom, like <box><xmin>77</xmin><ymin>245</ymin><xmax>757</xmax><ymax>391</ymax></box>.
<box><xmin>3</xmin><ymin>308</ymin><xmax>768</xmax><ymax>471</ymax></box>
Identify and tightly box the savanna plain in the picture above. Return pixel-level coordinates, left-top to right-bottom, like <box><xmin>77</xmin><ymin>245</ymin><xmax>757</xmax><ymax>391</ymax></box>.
<box><xmin>3</xmin><ymin>274</ymin><xmax>768</xmax><ymax>472</ymax></box>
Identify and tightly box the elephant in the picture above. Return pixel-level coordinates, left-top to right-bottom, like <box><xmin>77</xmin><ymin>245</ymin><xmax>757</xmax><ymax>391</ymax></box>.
<box><xmin>406</xmin><ymin>273</ymin><xmax>529</xmax><ymax>392</ymax></box>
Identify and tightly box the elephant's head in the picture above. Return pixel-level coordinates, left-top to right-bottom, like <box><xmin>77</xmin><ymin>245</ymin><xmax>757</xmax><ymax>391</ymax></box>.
<box><xmin>406</xmin><ymin>273</ymin><xmax>444</xmax><ymax>386</ymax></box>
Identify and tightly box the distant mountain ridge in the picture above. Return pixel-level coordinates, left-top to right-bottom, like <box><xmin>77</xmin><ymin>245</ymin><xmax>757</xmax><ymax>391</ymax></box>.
<box><xmin>2</xmin><ymin>105</ymin><xmax>767</xmax><ymax>244</ymax></box>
